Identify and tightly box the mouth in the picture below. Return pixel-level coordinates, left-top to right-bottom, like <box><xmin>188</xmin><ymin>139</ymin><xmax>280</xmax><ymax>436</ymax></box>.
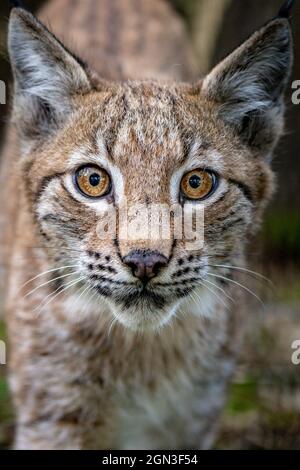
<box><xmin>95</xmin><ymin>279</ymin><xmax>196</xmax><ymax>329</ymax></box>
<box><xmin>87</xmin><ymin>271</ymin><xmax>196</xmax><ymax>330</ymax></box>
<box><xmin>115</xmin><ymin>285</ymin><xmax>168</xmax><ymax>309</ymax></box>
<box><xmin>106</xmin><ymin>286</ymin><xmax>178</xmax><ymax>332</ymax></box>
<box><xmin>92</xmin><ymin>274</ymin><xmax>195</xmax><ymax>309</ymax></box>
<box><xmin>93</xmin><ymin>279</ymin><xmax>167</xmax><ymax>308</ymax></box>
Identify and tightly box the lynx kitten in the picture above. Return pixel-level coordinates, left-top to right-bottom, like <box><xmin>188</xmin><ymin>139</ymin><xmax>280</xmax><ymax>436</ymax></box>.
<box><xmin>0</xmin><ymin>0</ymin><xmax>293</xmax><ymax>449</ymax></box>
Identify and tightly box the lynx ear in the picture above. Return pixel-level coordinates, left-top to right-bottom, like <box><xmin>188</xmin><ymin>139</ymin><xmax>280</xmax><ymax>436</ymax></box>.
<box><xmin>201</xmin><ymin>19</ymin><xmax>293</xmax><ymax>156</ymax></box>
<box><xmin>8</xmin><ymin>8</ymin><xmax>92</xmax><ymax>145</ymax></box>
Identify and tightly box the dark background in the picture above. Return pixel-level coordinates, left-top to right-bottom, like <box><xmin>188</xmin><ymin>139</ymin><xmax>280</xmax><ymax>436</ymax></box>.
<box><xmin>0</xmin><ymin>0</ymin><xmax>299</xmax><ymax>450</ymax></box>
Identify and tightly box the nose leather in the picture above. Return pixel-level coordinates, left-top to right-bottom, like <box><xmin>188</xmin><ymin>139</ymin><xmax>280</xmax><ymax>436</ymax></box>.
<box><xmin>124</xmin><ymin>250</ymin><xmax>168</xmax><ymax>283</ymax></box>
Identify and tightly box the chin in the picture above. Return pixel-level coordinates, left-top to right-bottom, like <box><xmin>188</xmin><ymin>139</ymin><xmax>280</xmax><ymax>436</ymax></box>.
<box><xmin>110</xmin><ymin>300</ymin><xmax>178</xmax><ymax>333</ymax></box>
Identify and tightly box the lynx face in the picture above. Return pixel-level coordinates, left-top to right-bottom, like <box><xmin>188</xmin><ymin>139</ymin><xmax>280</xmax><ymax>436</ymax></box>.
<box><xmin>8</xmin><ymin>9</ymin><xmax>292</xmax><ymax>330</ymax></box>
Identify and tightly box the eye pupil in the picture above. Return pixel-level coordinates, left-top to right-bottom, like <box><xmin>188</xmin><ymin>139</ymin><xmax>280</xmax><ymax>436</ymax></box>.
<box><xmin>189</xmin><ymin>175</ymin><xmax>201</xmax><ymax>189</ymax></box>
<box><xmin>75</xmin><ymin>165</ymin><xmax>111</xmax><ymax>198</ymax></box>
<box><xmin>89</xmin><ymin>174</ymin><xmax>100</xmax><ymax>186</ymax></box>
<box><xmin>180</xmin><ymin>169</ymin><xmax>218</xmax><ymax>201</ymax></box>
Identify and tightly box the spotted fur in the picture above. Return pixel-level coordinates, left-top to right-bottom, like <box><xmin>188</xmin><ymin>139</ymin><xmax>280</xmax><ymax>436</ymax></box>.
<box><xmin>0</xmin><ymin>0</ymin><xmax>293</xmax><ymax>449</ymax></box>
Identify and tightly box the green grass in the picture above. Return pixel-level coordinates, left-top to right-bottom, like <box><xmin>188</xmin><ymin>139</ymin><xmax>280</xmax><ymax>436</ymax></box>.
<box><xmin>226</xmin><ymin>377</ymin><xmax>259</xmax><ymax>415</ymax></box>
<box><xmin>0</xmin><ymin>320</ymin><xmax>6</xmax><ymax>342</ymax></box>
<box><xmin>263</xmin><ymin>211</ymin><xmax>300</xmax><ymax>257</ymax></box>
<box><xmin>276</xmin><ymin>279</ymin><xmax>300</xmax><ymax>302</ymax></box>
<box><xmin>0</xmin><ymin>377</ymin><xmax>12</xmax><ymax>422</ymax></box>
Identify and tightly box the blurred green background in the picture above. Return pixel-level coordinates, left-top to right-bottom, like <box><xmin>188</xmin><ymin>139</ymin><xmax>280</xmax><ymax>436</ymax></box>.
<box><xmin>0</xmin><ymin>0</ymin><xmax>300</xmax><ymax>449</ymax></box>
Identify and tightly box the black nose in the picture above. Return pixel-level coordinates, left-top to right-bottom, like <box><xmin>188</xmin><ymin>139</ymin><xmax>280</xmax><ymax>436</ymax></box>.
<box><xmin>124</xmin><ymin>250</ymin><xmax>168</xmax><ymax>283</ymax></box>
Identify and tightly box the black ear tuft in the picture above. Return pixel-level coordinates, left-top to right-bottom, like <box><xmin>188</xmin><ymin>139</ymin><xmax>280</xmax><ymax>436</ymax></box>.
<box><xmin>10</xmin><ymin>0</ymin><xmax>25</xmax><ymax>7</ymax></box>
<box><xmin>9</xmin><ymin>1</ymin><xmax>29</xmax><ymax>12</ymax></box>
<box><xmin>278</xmin><ymin>0</ymin><xmax>295</xmax><ymax>19</ymax></box>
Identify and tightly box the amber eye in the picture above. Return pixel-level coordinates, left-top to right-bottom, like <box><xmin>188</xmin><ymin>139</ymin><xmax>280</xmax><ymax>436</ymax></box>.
<box><xmin>75</xmin><ymin>165</ymin><xmax>111</xmax><ymax>198</ymax></box>
<box><xmin>180</xmin><ymin>169</ymin><xmax>217</xmax><ymax>201</ymax></box>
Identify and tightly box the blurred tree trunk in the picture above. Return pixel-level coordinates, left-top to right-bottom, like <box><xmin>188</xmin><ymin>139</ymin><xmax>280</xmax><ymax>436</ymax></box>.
<box><xmin>189</xmin><ymin>0</ymin><xmax>233</xmax><ymax>75</ymax></box>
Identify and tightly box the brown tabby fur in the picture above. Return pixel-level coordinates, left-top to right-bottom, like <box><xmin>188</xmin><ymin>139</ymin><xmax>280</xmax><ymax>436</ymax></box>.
<box><xmin>0</xmin><ymin>0</ymin><xmax>293</xmax><ymax>449</ymax></box>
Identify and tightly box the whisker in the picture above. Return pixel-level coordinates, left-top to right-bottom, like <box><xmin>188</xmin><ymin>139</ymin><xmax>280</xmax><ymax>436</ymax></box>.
<box><xmin>189</xmin><ymin>290</ymin><xmax>205</xmax><ymax>312</ymax></box>
<box><xmin>198</xmin><ymin>278</ymin><xmax>235</xmax><ymax>304</ymax></box>
<box><xmin>73</xmin><ymin>284</ymin><xmax>95</xmax><ymax>322</ymax></box>
<box><xmin>82</xmin><ymin>287</ymin><xmax>100</xmax><ymax>314</ymax></box>
<box><xmin>108</xmin><ymin>316</ymin><xmax>118</xmax><ymax>337</ymax></box>
<box><xmin>34</xmin><ymin>276</ymin><xmax>85</xmax><ymax>316</ymax></box>
<box><xmin>19</xmin><ymin>265</ymin><xmax>79</xmax><ymax>290</ymax></box>
<box><xmin>75</xmin><ymin>283</ymin><xmax>92</xmax><ymax>305</ymax></box>
<box><xmin>23</xmin><ymin>270</ymin><xmax>80</xmax><ymax>298</ymax></box>
<box><xmin>207</xmin><ymin>272</ymin><xmax>265</xmax><ymax>308</ymax></box>
<box><xmin>194</xmin><ymin>279</ymin><xmax>228</xmax><ymax>308</ymax></box>
<box><xmin>206</xmin><ymin>264</ymin><xmax>273</xmax><ymax>286</ymax></box>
